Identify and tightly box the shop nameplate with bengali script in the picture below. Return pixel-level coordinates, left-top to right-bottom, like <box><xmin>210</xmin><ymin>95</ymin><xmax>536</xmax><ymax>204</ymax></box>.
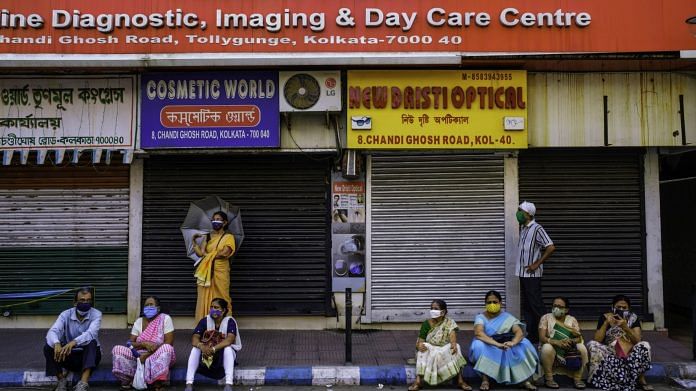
<box><xmin>347</xmin><ymin>70</ymin><xmax>527</xmax><ymax>149</ymax></box>
<box><xmin>140</xmin><ymin>71</ymin><xmax>279</xmax><ymax>149</ymax></box>
<box><xmin>0</xmin><ymin>76</ymin><xmax>135</xmax><ymax>150</ymax></box>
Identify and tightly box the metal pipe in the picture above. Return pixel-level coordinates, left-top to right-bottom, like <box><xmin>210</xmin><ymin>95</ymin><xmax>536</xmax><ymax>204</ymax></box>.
<box><xmin>603</xmin><ymin>95</ymin><xmax>610</xmax><ymax>146</ymax></box>
<box><xmin>345</xmin><ymin>287</ymin><xmax>353</xmax><ymax>364</ymax></box>
<box><xmin>660</xmin><ymin>176</ymin><xmax>696</xmax><ymax>185</ymax></box>
<box><xmin>679</xmin><ymin>95</ymin><xmax>687</xmax><ymax>146</ymax></box>
<box><xmin>692</xmin><ymin>283</ymin><xmax>695</xmax><ymax>361</ymax></box>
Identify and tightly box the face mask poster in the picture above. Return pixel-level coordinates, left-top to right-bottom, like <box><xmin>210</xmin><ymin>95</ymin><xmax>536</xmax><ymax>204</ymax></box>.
<box><xmin>140</xmin><ymin>72</ymin><xmax>279</xmax><ymax>148</ymax></box>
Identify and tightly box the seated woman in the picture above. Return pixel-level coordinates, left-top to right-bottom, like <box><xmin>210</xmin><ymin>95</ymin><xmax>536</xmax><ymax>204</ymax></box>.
<box><xmin>112</xmin><ymin>296</ymin><xmax>176</xmax><ymax>391</ymax></box>
<box><xmin>469</xmin><ymin>290</ymin><xmax>538</xmax><ymax>391</ymax></box>
<box><xmin>408</xmin><ymin>299</ymin><xmax>470</xmax><ymax>391</ymax></box>
<box><xmin>185</xmin><ymin>298</ymin><xmax>241</xmax><ymax>391</ymax></box>
<box><xmin>587</xmin><ymin>295</ymin><xmax>652</xmax><ymax>391</ymax></box>
<box><xmin>538</xmin><ymin>296</ymin><xmax>588</xmax><ymax>389</ymax></box>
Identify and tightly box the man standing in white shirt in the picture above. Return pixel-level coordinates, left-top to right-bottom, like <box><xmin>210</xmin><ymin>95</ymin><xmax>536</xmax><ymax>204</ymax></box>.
<box><xmin>515</xmin><ymin>201</ymin><xmax>555</xmax><ymax>345</ymax></box>
<box><xmin>44</xmin><ymin>287</ymin><xmax>102</xmax><ymax>391</ymax></box>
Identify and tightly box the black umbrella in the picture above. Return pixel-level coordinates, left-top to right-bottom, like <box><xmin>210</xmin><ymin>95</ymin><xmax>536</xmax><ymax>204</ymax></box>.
<box><xmin>180</xmin><ymin>195</ymin><xmax>244</xmax><ymax>265</ymax></box>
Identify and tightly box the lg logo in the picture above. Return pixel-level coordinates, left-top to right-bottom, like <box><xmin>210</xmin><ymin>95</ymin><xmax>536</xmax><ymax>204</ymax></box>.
<box><xmin>325</xmin><ymin>77</ymin><xmax>337</xmax><ymax>89</ymax></box>
<box><xmin>325</xmin><ymin>77</ymin><xmax>337</xmax><ymax>96</ymax></box>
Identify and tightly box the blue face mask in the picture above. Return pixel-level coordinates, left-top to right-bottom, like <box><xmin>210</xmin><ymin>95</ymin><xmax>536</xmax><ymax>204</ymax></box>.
<box><xmin>212</xmin><ymin>221</ymin><xmax>224</xmax><ymax>230</ymax></box>
<box><xmin>209</xmin><ymin>308</ymin><xmax>223</xmax><ymax>318</ymax></box>
<box><xmin>143</xmin><ymin>306</ymin><xmax>159</xmax><ymax>319</ymax></box>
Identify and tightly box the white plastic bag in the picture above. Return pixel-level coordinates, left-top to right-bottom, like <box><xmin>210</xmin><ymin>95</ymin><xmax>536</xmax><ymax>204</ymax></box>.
<box><xmin>132</xmin><ymin>359</ymin><xmax>147</xmax><ymax>390</ymax></box>
<box><xmin>671</xmin><ymin>377</ymin><xmax>696</xmax><ymax>389</ymax></box>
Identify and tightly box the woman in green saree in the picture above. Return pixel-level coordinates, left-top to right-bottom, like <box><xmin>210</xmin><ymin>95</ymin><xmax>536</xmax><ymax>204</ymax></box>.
<box><xmin>408</xmin><ymin>299</ymin><xmax>470</xmax><ymax>391</ymax></box>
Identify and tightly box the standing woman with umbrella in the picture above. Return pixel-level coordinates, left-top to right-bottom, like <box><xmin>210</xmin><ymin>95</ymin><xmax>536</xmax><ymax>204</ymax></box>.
<box><xmin>192</xmin><ymin>211</ymin><xmax>236</xmax><ymax>320</ymax></box>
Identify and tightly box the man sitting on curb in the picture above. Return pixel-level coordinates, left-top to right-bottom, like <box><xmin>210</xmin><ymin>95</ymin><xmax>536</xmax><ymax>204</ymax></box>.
<box><xmin>44</xmin><ymin>287</ymin><xmax>102</xmax><ymax>391</ymax></box>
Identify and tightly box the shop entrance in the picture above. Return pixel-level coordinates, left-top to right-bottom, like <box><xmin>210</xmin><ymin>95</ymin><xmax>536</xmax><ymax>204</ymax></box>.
<box><xmin>659</xmin><ymin>150</ymin><xmax>696</xmax><ymax>349</ymax></box>
<box><xmin>142</xmin><ymin>154</ymin><xmax>332</xmax><ymax>316</ymax></box>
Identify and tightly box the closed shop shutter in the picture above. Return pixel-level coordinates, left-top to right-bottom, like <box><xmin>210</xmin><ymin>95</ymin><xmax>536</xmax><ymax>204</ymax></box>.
<box><xmin>519</xmin><ymin>149</ymin><xmax>645</xmax><ymax>319</ymax></box>
<box><xmin>369</xmin><ymin>154</ymin><xmax>505</xmax><ymax>322</ymax></box>
<box><xmin>0</xmin><ymin>163</ymin><xmax>129</xmax><ymax>314</ymax></box>
<box><xmin>142</xmin><ymin>155</ymin><xmax>330</xmax><ymax>316</ymax></box>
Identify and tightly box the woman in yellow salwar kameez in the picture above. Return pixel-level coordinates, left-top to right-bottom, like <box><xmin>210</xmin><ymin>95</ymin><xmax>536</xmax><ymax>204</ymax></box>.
<box><xmin>192</xmin><ymin>211</ymin><xmax>236</xmax><ymax>321</ymax></box>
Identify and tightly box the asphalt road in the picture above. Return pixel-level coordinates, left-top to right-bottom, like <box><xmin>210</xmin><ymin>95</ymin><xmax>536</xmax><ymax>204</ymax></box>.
<box><xmin>0</xmin><ymin>384</ymin><xmax>683</xmax><ymax>391</ymax></box>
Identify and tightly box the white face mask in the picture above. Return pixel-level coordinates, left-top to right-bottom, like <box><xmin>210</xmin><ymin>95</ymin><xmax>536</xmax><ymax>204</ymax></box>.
<box><xmin>552</xmin><ymin>307</ymin><xmax>567</xmax><ymax>318</ymax></box>
<box><xmin>429</xmin><ymin>309</ymin><xmax>442</xmax><ymax>318</ymax></box>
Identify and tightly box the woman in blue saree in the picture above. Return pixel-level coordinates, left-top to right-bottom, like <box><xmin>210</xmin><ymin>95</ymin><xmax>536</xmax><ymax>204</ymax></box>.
<box><xmin>469</xmin><ymin>290</ymin><xmax>538</xmax><ymax>391</ymax></box>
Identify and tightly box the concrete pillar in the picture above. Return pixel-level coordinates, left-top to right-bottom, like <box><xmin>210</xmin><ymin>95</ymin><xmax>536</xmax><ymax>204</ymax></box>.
<box><xmin>504</xmin><ymin>153</ymin><xmax>521</xmax><ymax>318</ymax></box>
<box><xmin>644</xmin><ymin>148</ymin><xmax>664</xmax><ymax>329</ymax></box>
<box><xmin>127</xmin><ymin>158</ymin><xmax>144</xmax><ymax>325</ymax></box>
<box><xmin>364</xmin><ymin>155</ymin><xmax>373</xmax><ymax>323</ymax></box>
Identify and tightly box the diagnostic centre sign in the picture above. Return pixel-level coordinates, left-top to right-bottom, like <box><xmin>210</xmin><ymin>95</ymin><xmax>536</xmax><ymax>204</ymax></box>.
<box><xmin>0</xmin><ymin>0</ymin><xmax>694</xmax><ymax>54</ymax></box>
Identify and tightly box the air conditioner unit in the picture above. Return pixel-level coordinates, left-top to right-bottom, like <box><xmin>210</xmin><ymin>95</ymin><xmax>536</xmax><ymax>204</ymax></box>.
<box><xmin>279</xmin><ymin>71</ymin><xmax>341</xmax><ymax>112</ymax></box>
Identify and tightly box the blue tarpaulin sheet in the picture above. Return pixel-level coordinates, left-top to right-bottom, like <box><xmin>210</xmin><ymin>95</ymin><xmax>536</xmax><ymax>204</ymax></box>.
<box><xmin>0</xmin><ymin>289</ymin><xmax>71</xmax><ymax>300</ymax></box>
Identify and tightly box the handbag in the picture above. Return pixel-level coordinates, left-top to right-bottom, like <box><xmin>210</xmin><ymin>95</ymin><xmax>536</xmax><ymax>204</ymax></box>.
<box><xmin>132</xmin><ymin>359</ymin><xmax>147</xmax><ymax>390</ymax></box>
<box><xmin>200</xmin><ymin>329</ymin><xmax>225</xmax><ymax>368</ymax></box>
<box><xmin>563</xmin><ymin>347</ymin><xmax>583</xmax><ymax>371</ymax></box>
<box><xmin>491</xmin><ymin>332</ymin><xmax>515</xmax><ymax>343</ymax></box>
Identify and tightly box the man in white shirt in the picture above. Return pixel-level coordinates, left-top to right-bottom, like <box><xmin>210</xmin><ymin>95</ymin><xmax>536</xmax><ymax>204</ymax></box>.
<box><xmin>514</xmin><ymin>201</ymin><xmax>555</xmax><ymax>344</ymax></box>
<box><xmin>44</xmin><ymin>287</ymin><xmax>102</xmax><ymax>391</ymax></box>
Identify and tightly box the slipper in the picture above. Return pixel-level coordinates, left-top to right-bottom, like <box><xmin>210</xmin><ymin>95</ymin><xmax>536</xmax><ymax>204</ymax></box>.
<box><xmin>638</xmin><ymin>383</ymin><xmax>654</xmax><ymax>391</ymax></box>
<box><xmin>408</xmin><ymin>383</ymin><xmax>421</xmax><ymax>391</ymax></box>
<box><xmin>479</xmin><ymin>380</ymin><xmax>490</xmax><ymax>391</ymax></box>
<box><xmin>522</xmin><ymin>381</ymin><xmax>537</xmax><ymax>391</ymax></box>
<box><xmin>544</xmin><ymin>379</ymin><xmax>560</xmax><ymax>389</ymax></box>
<box><xmin>119</xmin><ymin>384</ymin><xmax>132</xmax><ymax>391</ymax></box>
<box><xmin>458</xmin><ymin>382</ymin><xmax>473</xmax><ymax>391</ymax></box>
<box><xmin>573</xmin><ymin>380</ymin><xmax>586</xmax><ymax>390</ymax></box>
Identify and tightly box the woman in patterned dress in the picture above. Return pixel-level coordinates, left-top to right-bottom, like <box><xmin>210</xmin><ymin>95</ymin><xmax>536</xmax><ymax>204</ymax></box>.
<box><xmin>587</xmin><ymin>295</ymin><xmax>653</xmax><ymax>391</ymax></box>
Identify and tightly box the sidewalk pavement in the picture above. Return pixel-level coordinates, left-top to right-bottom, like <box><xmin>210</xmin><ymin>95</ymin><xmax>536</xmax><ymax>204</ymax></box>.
<box><xmin>1</xmin><ymin>329</ymin><xmax>694</xmax><ymax>387</ymax></box>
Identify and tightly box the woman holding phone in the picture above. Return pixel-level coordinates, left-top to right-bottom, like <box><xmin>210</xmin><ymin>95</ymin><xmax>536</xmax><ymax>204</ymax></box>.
<box><xmin>587</xmin><ymin>295</ymin><xmax>653</xmax><ymax>391</ymax></box>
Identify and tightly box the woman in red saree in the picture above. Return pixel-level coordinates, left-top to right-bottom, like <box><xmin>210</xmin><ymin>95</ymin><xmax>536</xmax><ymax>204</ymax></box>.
<box><xmin>112</xmin><ymin>296</ymin><xmax>176</xmax><ymax>391</ymax></box>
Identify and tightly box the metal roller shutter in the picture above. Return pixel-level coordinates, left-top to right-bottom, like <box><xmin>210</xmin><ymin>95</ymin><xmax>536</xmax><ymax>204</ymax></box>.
<box><xmin>518</xmin><ymin>149</ymin><xmax>646</xmax><ymax>320</ymax></box>
<box><xmin>369</xmin><ymin>154</ymin><xmax>505</xmax><ymax>322</ymax></box>
<box><xmin>142</xmin><ymin>155</ymin><xmax>330</xmax><ymax>316</ymax></box>
<box><xmin>0</xmin><ymin>163</ymin><xmax>129</xmax><ymax>314</ymax></box>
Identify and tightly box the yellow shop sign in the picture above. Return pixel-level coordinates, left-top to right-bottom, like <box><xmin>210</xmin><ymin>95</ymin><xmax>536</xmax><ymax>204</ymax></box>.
<box><xmin>347</xmin><ymin>70</ymin><xmax>527</xmax><ymax>149</ymax></box>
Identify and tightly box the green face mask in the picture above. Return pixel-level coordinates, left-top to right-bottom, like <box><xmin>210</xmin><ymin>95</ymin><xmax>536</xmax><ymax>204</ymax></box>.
<box><xmin>516</xmin><ymin>210</ymin><xmax>527</xmax><ymax>224</ymax></box>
